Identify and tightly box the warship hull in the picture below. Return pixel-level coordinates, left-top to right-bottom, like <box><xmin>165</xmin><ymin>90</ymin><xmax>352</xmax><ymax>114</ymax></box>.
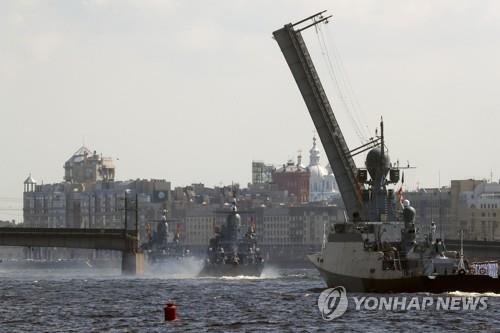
<box><xmin>145</xmin><ymin>251</ymin><xmax>192</xmax><ymax>264</ymax></box>
<box><xmin>309</xmin><ymin>254</ymin><xmax>500</xmax><ymax>293</ymax></box>
<box><xmin>198</xmin><ymin>262</ymin><xmax>264</xmax><ymax>277</ymax></box>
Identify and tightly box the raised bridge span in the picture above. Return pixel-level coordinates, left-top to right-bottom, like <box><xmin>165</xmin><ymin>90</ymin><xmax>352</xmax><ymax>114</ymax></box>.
<box><xmin>0</xmin><ymin>227</ymin><xmax>144</xmax><ymax>274</ymax></box>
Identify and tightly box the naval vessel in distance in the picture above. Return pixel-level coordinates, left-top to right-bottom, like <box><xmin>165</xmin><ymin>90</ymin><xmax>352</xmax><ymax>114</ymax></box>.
<box><xmin>273</xmin><ymin>11</ymin><xmax>499</xmax><ymax>293</ymax></box>
<box><xmin>141</xmin><ymin>209</ymin><xmax>192</xmax><ymax>264</ymax></box>
<box><xmin>199</xmin><ymin>200</ymin><xmax>264</xmax><ymax>277</ymax></box>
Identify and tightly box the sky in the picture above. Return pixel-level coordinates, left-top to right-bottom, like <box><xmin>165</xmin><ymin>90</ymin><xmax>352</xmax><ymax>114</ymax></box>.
<box><xmin>1</xmin><ymin>0</ymin><xmax>500</xmax><ymax>221</ymax></box>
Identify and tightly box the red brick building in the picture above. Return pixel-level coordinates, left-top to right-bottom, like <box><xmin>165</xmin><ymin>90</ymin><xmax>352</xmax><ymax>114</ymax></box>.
<box><xmin>272</xmin><ymin>158</ymin><xmax>310</xmax><ymax>203</ymax></box>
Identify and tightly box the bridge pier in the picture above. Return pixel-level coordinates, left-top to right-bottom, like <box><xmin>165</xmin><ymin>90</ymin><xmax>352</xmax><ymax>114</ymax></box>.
<box><xmin>121</xmin><ymin>251</ymin><xmax>145</xmax><ymax>275</ymax></box>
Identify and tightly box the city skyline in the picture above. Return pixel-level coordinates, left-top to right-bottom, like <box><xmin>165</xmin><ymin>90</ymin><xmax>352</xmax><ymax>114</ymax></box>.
<box><xmin>2</xmin><ymin>1</ymin><xmax>500</xmax><ymax>221</ymax></box>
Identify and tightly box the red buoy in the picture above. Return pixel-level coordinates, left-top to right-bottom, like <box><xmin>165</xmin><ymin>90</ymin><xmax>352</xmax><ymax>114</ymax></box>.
<box><xmin>164</xmin><ymin>301</ymin><xmax>177</xmax><ymax>321</ymax></box>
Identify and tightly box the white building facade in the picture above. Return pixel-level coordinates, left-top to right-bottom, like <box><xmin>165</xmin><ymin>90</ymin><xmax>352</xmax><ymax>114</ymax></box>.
<box><xmin>308</xmin><ymin>137</ymin><xmax>339</xmax><ymax>202</ymax></box>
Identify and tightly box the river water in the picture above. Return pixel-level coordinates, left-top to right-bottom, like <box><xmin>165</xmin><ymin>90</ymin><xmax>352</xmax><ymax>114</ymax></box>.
<box><xmin>0</xmin><ymin>264</ymin><xmax>499</xmax><ymax>332</ymax></box>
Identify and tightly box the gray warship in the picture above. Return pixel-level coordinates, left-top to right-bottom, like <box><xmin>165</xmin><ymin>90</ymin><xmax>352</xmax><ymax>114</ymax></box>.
<box><xmin>199</xmin><ymin>200</ymin><xmax>264</xmax><ymax>277</ymax></box>
<box><xmin>273</xmin><ymin>11</ymin><xmax>499</xmax><ymax>293</ymax></box>
<box><xmin>141</xmin><ymin>210</ymin><xmax>191</xmax><ymax>264</ymax></box>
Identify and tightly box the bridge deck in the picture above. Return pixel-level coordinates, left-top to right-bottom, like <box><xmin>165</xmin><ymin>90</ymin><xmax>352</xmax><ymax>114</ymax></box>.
<box><xmin>0</xmin><ymin>228</ymin><xmax>136</xmax><ymax>251</ymax></box>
